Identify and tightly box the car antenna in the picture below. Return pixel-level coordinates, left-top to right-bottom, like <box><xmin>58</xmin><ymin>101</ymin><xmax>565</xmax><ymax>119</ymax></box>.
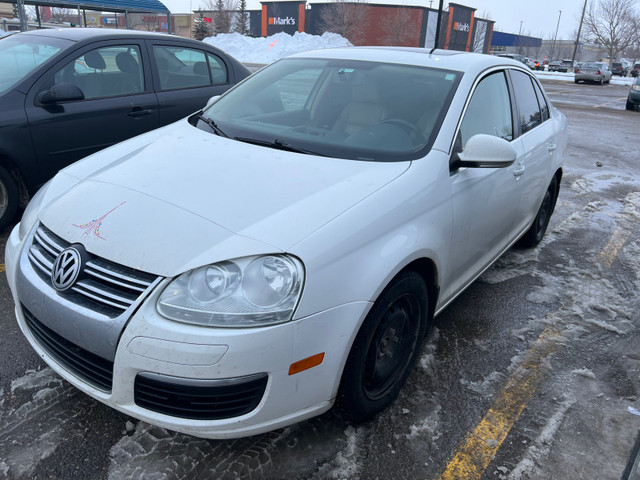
<box><xmin>430</xmin><ymin>0</ymin><xmax>445</xmax><ymax>55</ymax></box>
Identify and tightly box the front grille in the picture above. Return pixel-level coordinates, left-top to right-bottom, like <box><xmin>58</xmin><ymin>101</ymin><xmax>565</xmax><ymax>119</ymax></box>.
<box><xmin>135</xmin><ymin>373</ymin><xmax>268</xmax><ymax>420</ymax></box>
<box><xmin>22</xmin><ymin>306</ymin><xmax>114</xmax><ymax>392</ymax></box>
<box><xmin>27</xmin><ymin>224</ymin><xmax>160</xmax><ymax>316</ymax></box>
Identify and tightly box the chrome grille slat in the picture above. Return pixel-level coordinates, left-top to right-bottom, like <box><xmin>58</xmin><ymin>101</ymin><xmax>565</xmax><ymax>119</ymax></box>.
<box><xmin>34</xmin><ymin>228</ymin><xmax>65</xmax><ymax>256</ymax></box>
<box><xmin>27</xmin><ymin>224</ymin><xmax>161</xmax><ymax>316</ymax></box>
<box><xmin>27</xmin><ymin>248</ymin><xmax>54</xmax><ymax>274</ymax></box>
<box><xmin>72</xmin><ymin>284</ymin><xmax>131</xmax><ymax>310</ymax></box>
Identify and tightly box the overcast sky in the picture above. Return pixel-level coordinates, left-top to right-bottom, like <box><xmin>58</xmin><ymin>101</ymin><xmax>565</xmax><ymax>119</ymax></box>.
<box><xmin>161</xmin><ymin>0</ymin><xmax>585</xmax><ymax>40</ymax></box>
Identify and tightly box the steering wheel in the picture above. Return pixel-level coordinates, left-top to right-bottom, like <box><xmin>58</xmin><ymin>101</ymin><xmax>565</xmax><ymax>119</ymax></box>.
<box><xmin>379</xmin><ymin>119</ymin><xmax>425</xmax><ymax>143</ymax></box>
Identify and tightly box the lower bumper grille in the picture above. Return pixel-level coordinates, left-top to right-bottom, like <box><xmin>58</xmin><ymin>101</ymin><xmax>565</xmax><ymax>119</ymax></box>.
<box><xmin>22</xmin><ymin>306</ymin><xmax>114</xmax><ymax>392</ymax></box>
<box><xmin>135</xmin><ymin>372</ymin><xmax>268</xmax><ymax>420</ymax></box>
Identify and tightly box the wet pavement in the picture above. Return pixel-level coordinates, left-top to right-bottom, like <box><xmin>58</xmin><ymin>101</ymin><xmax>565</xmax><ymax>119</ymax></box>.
<box><xmin>1</xmin><ymin>81</ymin><xmax>639</xmax><ymax>480</ymax></box>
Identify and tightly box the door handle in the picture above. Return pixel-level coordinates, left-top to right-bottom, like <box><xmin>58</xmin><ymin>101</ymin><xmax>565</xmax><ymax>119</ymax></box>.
<box><xmin>513</xmin><ymin>164</ymin><xmax>525</xmax><ymax>177</ymax></box>
<box><xmin>128</xmin><ymin>108</ymin><xmax>152</xmax><ymax>118</ymax></box>
<box><xmin>547</xmin><ymin>143</ymin><xmax>557</xmax><ymax>152</ymax></box>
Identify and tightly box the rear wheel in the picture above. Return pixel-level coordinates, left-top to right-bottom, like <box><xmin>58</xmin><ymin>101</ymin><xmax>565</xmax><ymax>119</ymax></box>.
<box><xmin>520</xmin><ymin>177</ymin><xmax>558</xmax><ymax>248</ymax></box>
<box><xmin>599</xmin><ymin>77</ymin><xmax>604</xmax><ymax>85</ymax></box>
<box><xmin>0</xmin><ymin>165</ymin><xmax>19</xmax><ymax>232</ymax></box>
<box><xmin>337</xmin><ymin>271</ymin><xmax>428</xmax><ymax>422</ymax></box>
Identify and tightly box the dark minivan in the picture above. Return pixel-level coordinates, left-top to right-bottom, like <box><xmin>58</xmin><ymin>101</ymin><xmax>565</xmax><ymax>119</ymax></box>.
<box><xmin>0</xmin><ymin>28</ymin><xmax>250</xmax><ymax>230</ymax></box>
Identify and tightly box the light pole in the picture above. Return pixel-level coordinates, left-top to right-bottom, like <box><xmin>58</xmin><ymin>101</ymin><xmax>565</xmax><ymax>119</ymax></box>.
<box><xmin>550</xmin><ymin>10</ymin><xmax>562</xmax><ymax>60</ymax></box>
<box><xmin>572</xmin><ymin>0</ymin><xmax>587</xmax><ymax>65</ymax></box>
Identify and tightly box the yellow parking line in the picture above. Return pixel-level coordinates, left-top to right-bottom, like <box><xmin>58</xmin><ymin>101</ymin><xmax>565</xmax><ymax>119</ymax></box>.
<box><xmin>440</xmin><ymin>327</ymin><xmax>562</xmax><ymax>480</ymax></box>
<box><xmin>598</xmin><ymin>227</ymin><xmax>630</xmax><ymax>268</ymax></box>
<box><xmin>0</xmin><ymin>263</ymin><xmax>5</xmax><ymax>273</ymax></box>
<box><xmin>439</xmin><ymin>221</ymin><xmax>630</xmax><ymax>479</ymax></box>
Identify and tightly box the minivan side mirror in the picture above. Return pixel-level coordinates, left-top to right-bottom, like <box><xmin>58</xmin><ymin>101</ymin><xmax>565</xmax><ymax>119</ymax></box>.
<box><xmin>453</xmin><ymin>134</ymin><xmax>517</xmax><ymax>169</ymax></box>
<box><xmin>37</xmin><ymin>83</ymin><xmax>85</xmax><ymax>105</ymax></box>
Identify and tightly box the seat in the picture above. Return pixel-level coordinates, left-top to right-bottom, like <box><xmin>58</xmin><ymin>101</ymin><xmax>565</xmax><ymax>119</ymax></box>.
<box><xmin>114</xmin><ymin>51</ymin><xmax>142</xmax><ymax>94</ymax></box>
<box><xmin>333</xmin><ymin>80</ymin><xmax>388</xmax><ymax>136</ymax></box>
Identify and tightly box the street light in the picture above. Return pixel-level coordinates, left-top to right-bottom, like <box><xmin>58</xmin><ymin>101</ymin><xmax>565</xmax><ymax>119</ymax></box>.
<box><xmin>551</xmin><ymin>10</ymin><xmax>562</xmax><ymax>60</ymax></box>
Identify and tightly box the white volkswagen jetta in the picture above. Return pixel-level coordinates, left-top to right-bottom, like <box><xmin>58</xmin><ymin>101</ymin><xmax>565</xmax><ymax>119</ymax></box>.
<box><xmin>5</xmin><ymin>47</ymin><xmax>566</xmax><ymax>439</ymax></box>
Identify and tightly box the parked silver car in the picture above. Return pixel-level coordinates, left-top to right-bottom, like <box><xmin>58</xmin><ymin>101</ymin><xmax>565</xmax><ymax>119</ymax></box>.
<box><xmin>574</xmin><ymin>62</ymin><xmax>612</xmax><ymax>85</ymax></box>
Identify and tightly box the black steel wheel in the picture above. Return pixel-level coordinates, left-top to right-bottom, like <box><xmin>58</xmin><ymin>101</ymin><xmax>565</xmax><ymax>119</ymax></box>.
<box><xmin>520</xmin><ymin>177</ymin><xmax>558</xmax><ymax>248</ymax></box>
<box><xmin>0</xmin><ymin>165</ymin><xmax>19</xmax><ymax>232</ymax></box>
<box><xmin>337</xmin><ymin>271</ymin><xmax>428</xmax><ymax>422</ymax></box>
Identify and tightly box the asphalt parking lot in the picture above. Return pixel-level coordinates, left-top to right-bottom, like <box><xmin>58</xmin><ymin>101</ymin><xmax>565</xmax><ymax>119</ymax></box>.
<box><xmin>1</xmin><ymin>79</ymin><xmax>639</xmax><ymax>480</ymax></box>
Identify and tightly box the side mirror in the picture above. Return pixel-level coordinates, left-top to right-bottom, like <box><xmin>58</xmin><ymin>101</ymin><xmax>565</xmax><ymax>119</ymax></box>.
<box><xmin>454</xmin><ymin>134</ymin><xmax>517</xmax><ymax>169</ymax></box>
<box><xmin>205</xmin><ymin>95</ymin><xmax>220</xmax><ymax>109</ymax></box>
<box><xmin>37</xmin><ymin>83</ymin><xmax>85</xmax><ymax>105</ymax></box>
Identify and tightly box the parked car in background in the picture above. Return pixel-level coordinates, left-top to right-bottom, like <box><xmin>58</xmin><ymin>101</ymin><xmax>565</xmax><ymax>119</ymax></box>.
<box><xmin>612</xmin><ymin>62</ymin><xmax>628</xmax><ymax>76</ymax></box>
<box><xmin>631</xmin><ymin>63</ymin><xmax>640</xmax><ymax>78</ymax></box>
<box><xmin>561</xmin><ymin>59</ymin><xmax>574</xmax><ymax>71</ymax></box>
<box><xmin>627</xmin><ymin>76</ymin><xmax>640</xmax><ymax>110</ymax></box>
<box><xmin>0</xmin><ymin>28</ymin><xmax>251</xmax><ymax>231</ymax></box>
<box><xmin>574</xmin><ymin>62</ymin><xmax>612</xmax><ymax>85</ymax></box>
<box><xmin>5</xmin><ymin>48</ymin><xmax>566</xmax><ymax>439</ymax></box>
<box><xmin>548</xmin><ymin>60</ymin><xmax>567</xmax><ymax>72</ymax></box>
<box><xmin>533</xmin><ymin>59</ymin><xmax>544</xmax><ymax>70</ymax></box>
<box><xmin>497</xmin><ymin>53</ymin><xmax>526</xmax><ymax>64</ymax></box>
<box><xmin>523</xmin><ymin>57</ymin><xmax>536</xmax><ymax>69</ymax></box>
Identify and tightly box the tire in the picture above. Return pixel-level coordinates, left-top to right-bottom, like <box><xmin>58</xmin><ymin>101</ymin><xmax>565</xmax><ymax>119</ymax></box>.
<box><xmin>599</xmin><ymin>77</ymin><xmax>604</xmax><ymax>85</ymax></box>
<box><xmin>626</xmin><ymin>100</ymin><xmax>635</xmax><ymax>111</ymax></box>
<box><xmin>337</xmin><ymin>271</ymin><xmax>428</xmax><ymax>422</ymax></box>
<box><xmin>574</xmin><ymin>79</ymin><xmax>579</xmax><ymax>84</ymax></box>
<box><xmin>519</xmin><ymin>177</ymin><xmax>558</xmax><ymax>248</ymax></box>
<box><xmin>0</xmin><ymin>165</ymin><xmax>19</xmax><ymax>232</ymax></box>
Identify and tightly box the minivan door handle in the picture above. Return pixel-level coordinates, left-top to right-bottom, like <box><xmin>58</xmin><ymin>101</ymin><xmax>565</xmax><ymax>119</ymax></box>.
<box><xmin>128</xmin><ymin>107</ymin><xmax>152</xmax><ymax>118</ymax></box>
<box><xmin>548</xmin><ymin>143</ymin><xmax>557</xmax><ymax>152</ymax></box>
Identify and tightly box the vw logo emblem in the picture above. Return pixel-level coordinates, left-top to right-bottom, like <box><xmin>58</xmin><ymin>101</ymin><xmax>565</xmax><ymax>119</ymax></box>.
<box><xmin>51</xmin><ymin>248</ymin><xmax>82</xmax><ymax>292</ymax></box>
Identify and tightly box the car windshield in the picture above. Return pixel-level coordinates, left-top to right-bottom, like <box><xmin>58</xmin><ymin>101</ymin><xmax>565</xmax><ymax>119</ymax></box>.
<box><xmin>200</xmin><ymin>58</ymin><xmax>461</xmax><ymax>162</ymax></box>
<box><xmin>0</xmin><ymin>34</ymin><xmax>71</xmax><ymax>94</ymax></box>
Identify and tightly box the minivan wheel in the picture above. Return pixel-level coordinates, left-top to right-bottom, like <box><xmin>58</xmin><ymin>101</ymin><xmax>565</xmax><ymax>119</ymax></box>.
<box><xmin>337</xmin><ymin>271</ymin><xmax>428</xmax><ymax>422</ymax></box>
<box><xmin>519</xmin><ymin>177</ymin><xmax>558</xmax><ymax>248</ymax></box>
<box><xmin>0</xmin><ymin>165</ymin><xmax>19</xmax><ymax>232</ymax></box>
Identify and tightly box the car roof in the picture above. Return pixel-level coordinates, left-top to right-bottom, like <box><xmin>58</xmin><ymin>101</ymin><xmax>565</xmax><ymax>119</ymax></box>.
<box><xmin>287</xmin><ymin>47</ymin><xmax>526</xmax><ymax>75</ymax></box>
<box><xmin>14</xmin><ymin>27</ymin><xmax>193</xmax><ymax>44</ymax></box>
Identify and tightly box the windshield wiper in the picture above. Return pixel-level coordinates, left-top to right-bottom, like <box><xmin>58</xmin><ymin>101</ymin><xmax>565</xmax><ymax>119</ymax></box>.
<box><xmin>234</xmin><ymin>137</ymin><xmax>326</xmax><ymax>156</ymax></box>
<box><xmin>196</xmin><ymin>113</ymin><xmax>229</xmax><ymax>138</ymax></box>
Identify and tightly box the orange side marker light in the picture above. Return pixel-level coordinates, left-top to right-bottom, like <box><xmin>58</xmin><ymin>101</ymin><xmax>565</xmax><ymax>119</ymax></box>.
<box><xmin>288</xmin><ymin>353</ymin><xmax>325</xmax><ymax>375</ymax></box>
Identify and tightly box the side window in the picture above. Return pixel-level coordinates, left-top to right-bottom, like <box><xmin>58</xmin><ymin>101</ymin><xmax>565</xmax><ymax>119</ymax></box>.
<box><xmin>510</xmin><ymin>70</ymin><xmax>542</xmax><ymax>134</ymax></box>
<box><xmin>154</xmin><ymin>46</ymin><xmax>227</xmax><ymax>90</ymax></box>
<box><xmin>53</xmin><ymin>45</ymin><xmax>143</xmax><ymax>99</ymax></box>
<box><xmin>460</xmin><ymin>71</ymin><xmax>513</xmax><ymax>148</ymax></box>
<box><xmin>532</xmin><ymin>79</ymin><xmax>549</xmax><ymax>122</ymax></box>
<box><xmin>207</xmin><ymin>53</ymin><xmax>228</xmax><ymax>84</ymax></box>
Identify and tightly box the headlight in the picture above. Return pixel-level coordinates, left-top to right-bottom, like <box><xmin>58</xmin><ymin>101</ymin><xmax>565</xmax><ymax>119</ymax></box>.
<box><xmin>632</xmin><ymin>84</ymin><xmax>639</xmax><ymax>91</ymax></box>
<box><xmin>157</xmin><ymin>254</ymin><xmax>304</xmax><ymax>327</ymax></box>
<box><xmin>18</xmin><ymin>180</ymin><xmax>52</xmax><ymax>240</ymax></box>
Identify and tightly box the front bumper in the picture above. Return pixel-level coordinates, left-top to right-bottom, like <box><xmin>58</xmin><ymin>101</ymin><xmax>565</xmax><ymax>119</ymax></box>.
<box><xmin>6</xmin><ymin>223</ymin><xmax>370</xmax><ymax>438</ymax></box>
<box><xmin>628</xmin><ymin>90</ymin><xmax>640</xmax><ymax>106</ymax></box>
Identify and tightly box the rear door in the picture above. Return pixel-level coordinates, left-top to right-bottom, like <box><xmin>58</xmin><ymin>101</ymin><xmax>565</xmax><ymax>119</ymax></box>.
<box><xmin>147</xmin><ymin>40</ymin><xmax>232</xmax><ymax>125</ymax></box>
<box><xmin>507</xmin><ymin>69</ymin><xmax>556</xmax><ymax>236</ymax></box>
<box><xmin>25</xmin><ymin>39</ymin><xmax>158</xmax><ymax>180</ymax></box>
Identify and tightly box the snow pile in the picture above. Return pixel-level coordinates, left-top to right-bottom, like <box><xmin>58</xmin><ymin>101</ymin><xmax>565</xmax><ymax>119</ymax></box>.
<box><xmin>535</xmin><ymin>70</ymin><xmax>636</xmax><ymax>86</ymax></box>
<box><xmin>203</xmin><ymin>31</ymin><xmax>352</xmax><ymax>64</ymax></box>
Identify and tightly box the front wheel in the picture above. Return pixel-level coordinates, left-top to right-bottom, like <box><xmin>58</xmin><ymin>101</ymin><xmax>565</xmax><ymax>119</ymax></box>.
<box><xmin>337</xmin><ymin>271</ymin><xmax>428</xmax><ymax>422</ymax></box>
<box><xmin>0</xmin><ymin>165</ymin><xmax>19</xmax><ymax>232</ymax></box>
<box><xmin>519</xmin><ymin>177</ymin><xmax>558</xmax><ymax>248</ymax></box>
<box><xmin>627</xmin><ymin>100</ymin><xmax>635</xmax><ymax>111</ymax></box>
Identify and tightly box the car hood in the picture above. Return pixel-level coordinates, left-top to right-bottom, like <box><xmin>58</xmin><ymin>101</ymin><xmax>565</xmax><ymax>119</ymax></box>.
<box><xmin>38</xmin><ymin>121</ymin><xmax>409</xmax><ymax>276</ymax></box>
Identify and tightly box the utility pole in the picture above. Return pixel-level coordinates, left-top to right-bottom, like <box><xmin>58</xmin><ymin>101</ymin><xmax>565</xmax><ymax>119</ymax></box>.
<box><xmin>572</xmin><ymin>0</ymin><xmax>588</xmax><ymax>65</ymax></box>
<box><xmin>550</xmin><ymin>10</ymin><xmax>562</xmax><ymax>60</ymax></box>
<box><xmin>16</xmin><ymin>0</ymin><xmax>28</xmax><ymax>31</ymax></box>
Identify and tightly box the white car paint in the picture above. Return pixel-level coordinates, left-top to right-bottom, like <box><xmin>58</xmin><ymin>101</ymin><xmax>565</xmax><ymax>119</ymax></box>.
<box><xmin>5</xmin><ymin>47</ymin><xmax>566</xmax><ymax>438</ymax></box>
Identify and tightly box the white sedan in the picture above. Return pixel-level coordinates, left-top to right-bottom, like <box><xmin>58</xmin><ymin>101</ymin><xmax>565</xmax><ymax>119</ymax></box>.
<box><xmin>5</xmin><ymin>47</ymin><xmax>566</xmax><ymax>439</ymax></box>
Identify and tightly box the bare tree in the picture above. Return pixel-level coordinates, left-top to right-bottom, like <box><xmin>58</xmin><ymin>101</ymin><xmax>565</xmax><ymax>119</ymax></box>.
<box><xmin>202</xmin><ymin>0</ymin><xmax>237</xmax><ymax>34</ymax></box>
<box><xmin>381</xmin><ymin>8</ymin><xmax>414</xmax><ymax>46</ymax></box>
<box><xmin>583</xmin><ymin>0</ymin><xmax>639</xmax><ymax>64</ymax></box>
<box><xmin>320</xmin><ymin>0</ymin><xmax>370</xmax><ymax>45</ymax></box>
<box><xmin>50</xmin><ymin>7</ymin><xmax>74</xmax><ymax>24</ymax></box>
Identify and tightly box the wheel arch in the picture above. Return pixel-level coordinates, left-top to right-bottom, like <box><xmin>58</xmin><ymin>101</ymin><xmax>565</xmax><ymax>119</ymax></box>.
<box><xmin>0</xmin><ymin>153</ymin><xmax>30</xmax><ymax>209</ymax></box>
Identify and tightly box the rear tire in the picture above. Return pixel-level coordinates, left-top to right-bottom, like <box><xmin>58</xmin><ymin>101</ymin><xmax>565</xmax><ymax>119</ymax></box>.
<box><xmin>337</xmin><ymin>271</ymin><xmax>428</xmax><ymax>422</ymax></box>
<box><xmin>0</xmin><ymin>165</ymin><xmax>19</xmax><ymax>232</ymax></box>
<box><xmin>519</xmin><ymin>177</ymin><xmax>558</xmax><ymax>248</ymax></box>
